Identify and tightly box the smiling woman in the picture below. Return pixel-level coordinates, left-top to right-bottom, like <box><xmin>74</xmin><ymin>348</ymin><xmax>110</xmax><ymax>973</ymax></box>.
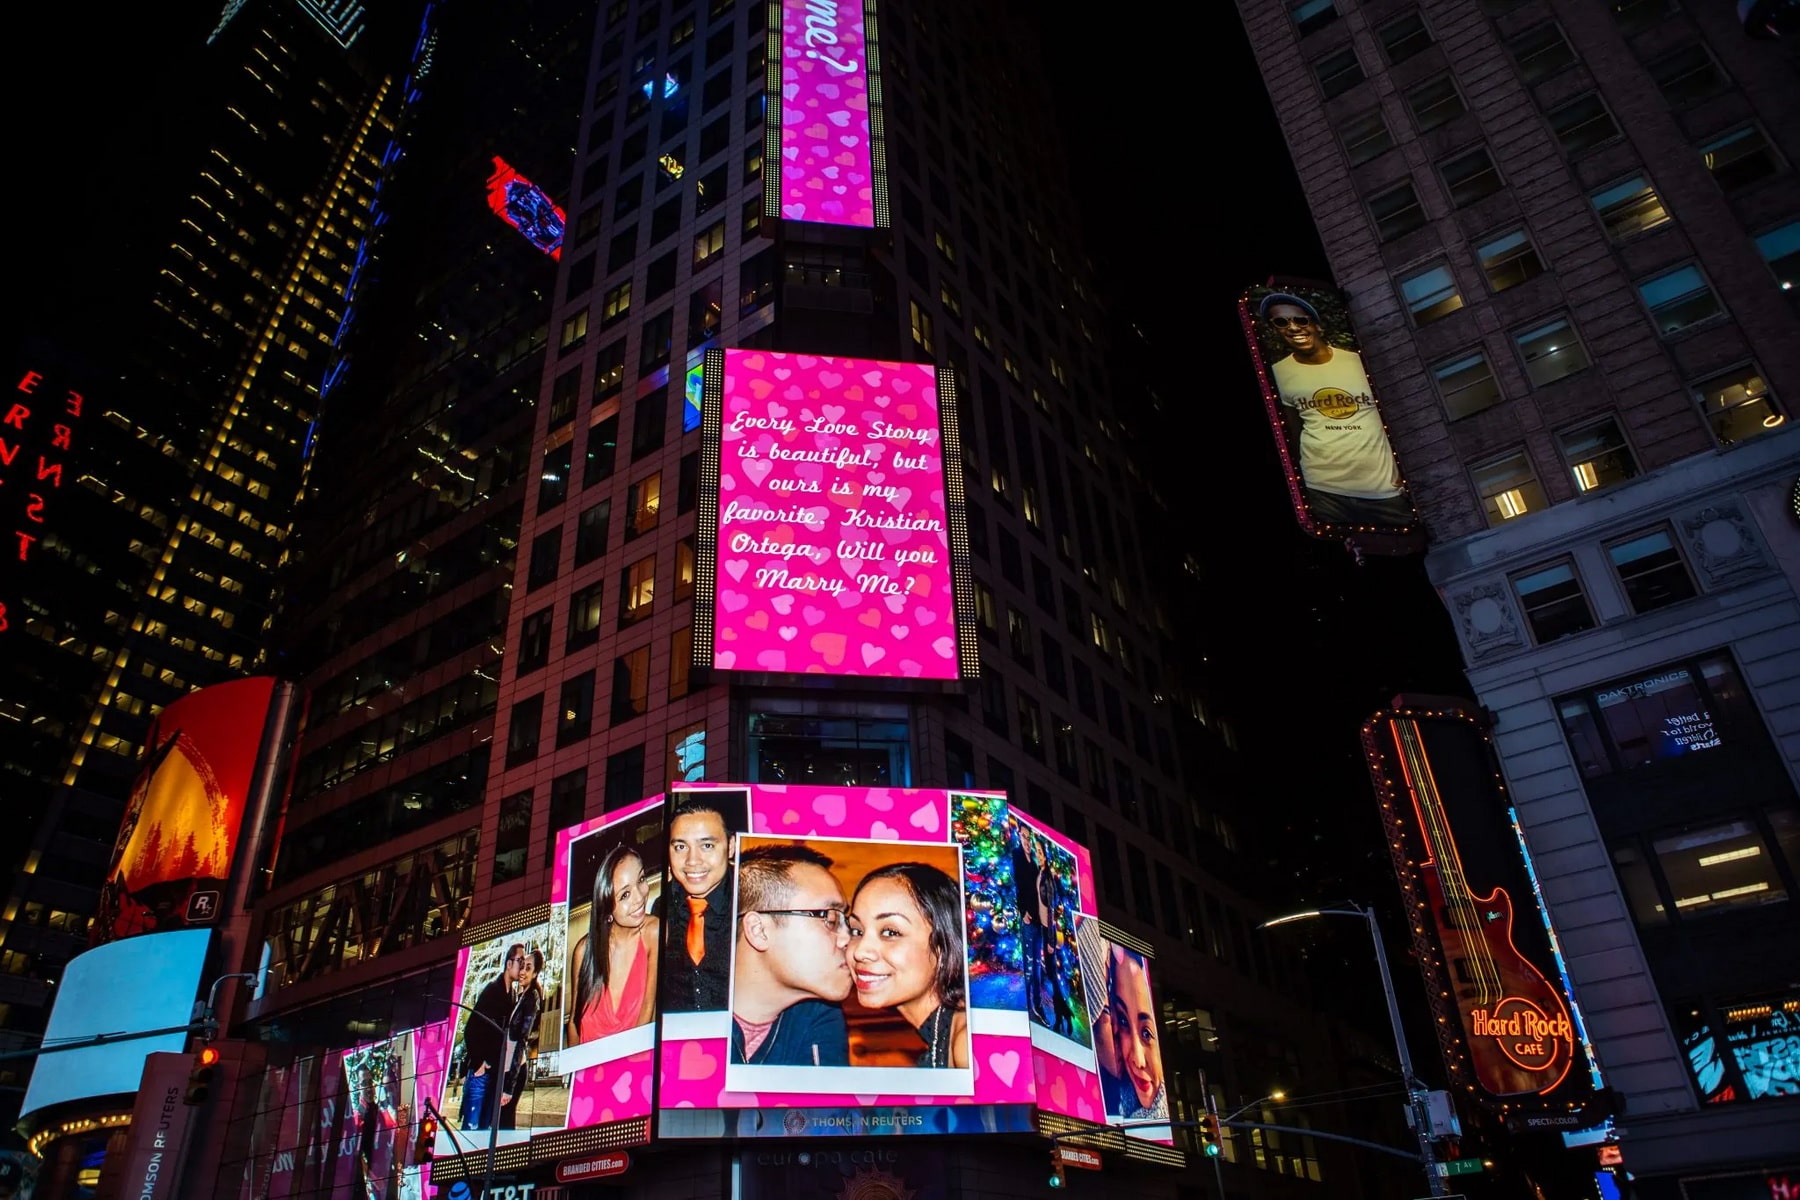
<box><xmin>847</xmin><ymin>863</ymin><xmax>970</xmax><ymax>1069</ymax></box>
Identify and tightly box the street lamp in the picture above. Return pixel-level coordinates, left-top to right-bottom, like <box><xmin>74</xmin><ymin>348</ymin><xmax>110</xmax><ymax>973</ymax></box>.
<box><xmin>427</xmin><ymin>995</ymin><xmax>510</xmax><ymax>1200</ymax></box>
<box><xmin>1220</xmin><ymin>1090</ymin><xmax>1285</xmax><ymax>1124</ymax></box>
<box><xmin>1260</xmin><ymin>904</ymin><xmax>1448</xmax><ymax>1198</ymax></box>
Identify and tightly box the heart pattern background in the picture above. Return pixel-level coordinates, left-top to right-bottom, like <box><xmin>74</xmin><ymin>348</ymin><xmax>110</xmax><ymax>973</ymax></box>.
<box><xmin>714</xmin><ymin>351</ymin><xmax>960</xmax><ymax>680</ymax></box>
<box><xmin>779</xmin><ymin>0</ymin><xmax>876</xmax><ymax>227</ymax></box>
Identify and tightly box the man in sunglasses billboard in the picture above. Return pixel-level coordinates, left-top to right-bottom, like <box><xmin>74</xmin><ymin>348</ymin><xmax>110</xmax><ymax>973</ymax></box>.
<box><xmin>728</xmin><ymin>844</ymin><xmax>853</xmax><ymax>1067</ymax></box>
<box><xmin>1258</xmin><ymin>291</ymin><xmax>1414</xmax><ymax>530</ymax></box>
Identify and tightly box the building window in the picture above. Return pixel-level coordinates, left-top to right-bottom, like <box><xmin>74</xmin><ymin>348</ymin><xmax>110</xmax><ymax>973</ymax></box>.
<box><xmin>909</xmin><ymin>299</ymin><xmax>934</xmax><ymax>353</ymax></box>
<box><xmin>1754</xmin><ymin>221</ymin><xmax>1798</xmax><ymax>296</ymax></box>
<box><xmin>1548</xmin><ymin>93</ymin><xmax>1621</xmax><ymax>154</ymax></box>
<box><xmin>506</xmin><ymin>694</ymin><xmax>543</xmax><ymax>768</ymax></box>
<box><xmin>640</xmin><ymin>310</ymin><xmax>674</xmax><ymax>371</ymax></box>
<box><xmin>1433</xmin><ymin>350</ymin><xmax>1502</xmax><ymax>419</ymax></box>
<box><xmin>560</xmin><ymin>309</ymin><xmax>589</xmax><ymax>350</ymax></box>
<box><xmin>568</xmin><ymin>581</ymin><xmax>603</xmax><ymax>650</ymax></box>
<box><xmin>1558</xmin><ymin>417</ymin><xmax>1638</xmax><ymax>493</ymax></box>
<box><xmin>602</xmin><ymin>281</ymin><xmax>633</xmax><ymax>327</ymax></box>
<box><xmin>557</xmin><ymin>670</ymin><xmax>596</xmax><ymax>746</ymax></box>
<box><xmin>1513</xmin><ymin>561</ymin><xmax>1595</xmax><ymax>643</ymax></box>
<box><xmin>1313</xmin><ymin>46</ymin><xmax>1364</xmax><ymax>99</ymax></box>
<box><xmin>1590</xmin><ymin>175</ymin><xmax>1670</xmax><ymax>240</ymax></box>
<box><xmin>1369</xmin><ymin>181</ymin><xmax>1426</xmax><ymax>241</ymax></box>
<box><xmin>593</xmin><ymin>339</ymin><xmax>626</xmax><ymax>399</ymax></box>
<box><xmin>1398</xmin><ymin>263</ymin><xmax>1463</xmax><ymax>324</ymax></box>
<box><xmin>1340</xmin><ymin>109</ymin><xmax>1393</xmax><ymax>165</ymax></box>
<box><xmin>620</xmin><ymin>554</ymin><xmax>655</xmax><ymax>626</ymax></box>
<box><xmin>747</xmin><ymin>709</ymin><xmax>912</xmax><ymax>787</ymax></box>
<box><xmin>1692</xmin><ymin>364</ymin><xmax>1784</xmax><ymax>446</ymax></box>
<box><xmin>674</xmin><ymin>536</ymin><xmax>696</xmax><ymax>601</ymax></box>
<box><xmin>1609</xmin><ymin>528</ymin><xmax>1697</xmax><ymax>613</ymax></box>
<box><xmin>1477</xmin><ymin>228</ymin><xmax>1544</xmax><ymax>291</ymax></box>
<box><xmin>538</xmin><ymin>439</ymin><xmax>573</xmax><ymax>512</ymax></box>
<box><xmin>585</xmin><ymin>413</ymin><xmax>620</xmax><ymax>486</ymax></box>
<box><xmin>670</xmin><ymin>627</ymin><xmax>693</xmax><ymax>699</ymax></box>
<box><xmin>612</xmin><ymin>646</ymin><xmax>651</xmax><ymax>723</ymax></box>
<box><xmin>1406</xmin><ymin>74</ymin><xmax>1465</xmax><ymax>132</ymax></box>
<box><xmin>548</xmin><ymin>366</ymin><xmax>582</xmax><ymax>428</ymax></box>
<box><xmin>1290</xmin><ymin>0</ymin><xmax>1337</xmax><ymax>35</ymax></box>
<box><xmin>517</xmin><ymin>608</ymin><xmax>553</xmax><ymax>676</ymax></box>
<box><xmin>1648</xmin><ymin>42</ymin><xmax>1726</xmax><ymax>107</ymax></box>
<box><xmin>1378</xmin><ymin>10</ymin><xmax>1434</xmax><ymax>62</ymax></box>
<box><xmin>1639</xmin><ymin>265</ymin><xmax>1724</xmax><ymax>337</ymax></box>
<box><xmin>575</xmin><ymin>498</ymin><xmax>611</xmax><ymax>565</ymax></box>
<box><xmin>645</xmin><ymin>250</ymin><xmax>677</xmax><ymax>301</ymax></box>
<box><xmin>1018</xmin><ymin>694</ymin><xmax>1044</xmax><ymax>758</ymax></box>
<box><xmin>1558</xmin><ymin>653</ymin><xmax>1756</xmax><ymax>780</ymax></box>
<box><xmin>1506</xmin><ymin>22</ymin><xmax>1576</xmax><ymax>83</ymax></box>
<box><xmin>1440</xmin><ymin>146</ymin><xmax>1503</xmax><ymax>207</ymax></box>
<box><xmin>694</xmin><ymin>220</ymin><xmax>726</xmax><ymax>267</ymax></box>
<box><xmin>626</xmin><ymin>471</ymin><xmax>662</xmax><ymax>539</ymax></box>
<box><xmin>632</xmin><ymin>386</ymin><xmax>668</xmax><ymax>459</ymax></box>
<box><xmin>492</xmin><ymin>789</ymin><xmax>533</xmax><ymax>884</ymax></box>
<box><xmin>1514</xmin><ymin>316</ymin><xmax>1590</xmax><ymax>386</ymax></box>
<box><xmin>1612</xmin><ymin>0</ymin><xmax>1675</xmax><ymax>34</ymax></box>
<box><xmin>1701</xmin><ymin>126</ymin><xmax>1781</xmax><ymax>192</ymax></box>
<box><xmin>527</xmin><ymin>528</ymin><xmax>562</xmax><ymax>591</ymax></box>
<box><xmin>604</xmin><ymin>744</ymin><xmax>645</xmax><ymax>811</ymax></box>
<box><xmin>1473</xmin><ymin>450</ymin><xmax>1548</xmax><ymax>525</ymax></box>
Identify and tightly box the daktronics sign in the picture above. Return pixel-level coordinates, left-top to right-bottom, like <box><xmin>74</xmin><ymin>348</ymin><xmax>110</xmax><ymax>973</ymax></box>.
<box><xmin>765</xmin><ymin>0</ymin><xmax>886</xmax><ymax>228</ymax></box>
<box><xmin>693</xmin><ymin>349</ymin><xmax>977</xmax><ymax>681</ymax></box>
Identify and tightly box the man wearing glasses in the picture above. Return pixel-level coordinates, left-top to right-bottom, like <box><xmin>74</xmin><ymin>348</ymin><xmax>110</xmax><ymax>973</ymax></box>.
<box><xmin>1258</xmin><ymin>291</ymin><xmax>1414</xmax><ymax>530</ymax></box>
<box><xmin>728</xmin><ymin>844</ymin><xmax>853</xmax><ymax>1066</ymax></box>
<box><xmin>460</xmin><ymin>943</ymin><xmax>525</xmax><ymax>1130</ymax></box>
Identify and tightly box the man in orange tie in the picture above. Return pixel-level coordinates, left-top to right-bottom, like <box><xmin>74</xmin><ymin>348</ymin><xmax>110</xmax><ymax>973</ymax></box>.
<box><xmin>662</xmin><ymin>797</ymin><xmax>735</xmax><ymax>1012</ymax></box>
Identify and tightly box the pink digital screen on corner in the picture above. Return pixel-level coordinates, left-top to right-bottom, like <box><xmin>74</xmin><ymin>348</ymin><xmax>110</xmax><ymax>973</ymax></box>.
<box><xmin>777</xmin><ymin>0</ymin><xmax>877</xmax><ymax>227</ymax></box>
<box><xmin>712</xmin><ymin>350</ymin><xmax>961</xmax><ymax>679</ymax></box>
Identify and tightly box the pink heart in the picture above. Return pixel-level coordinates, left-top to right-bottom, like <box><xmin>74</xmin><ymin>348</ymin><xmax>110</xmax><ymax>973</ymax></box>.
<box><xmin>861</xmin><ymin>644</ymin><xmax>886</xmax><ymax>667</ymax></box>
<box><xmin>756</xmin><ymin>649</ymin><xmax>788</xmax><ymax>670</ymax></box>
<box><xmin>803</xmin><ymin>606</ymin><xmax>826</xmax><ymax>625</ymax></box>
<box><xmin>987</xmin><ymin>1049</ymin><xmax>1021</xmax><ymax>1088</ymax></box>
<box><xmin>932</xmin><ymin>636</ymin><xmax>955</xmax><ymax>658</ymax></box>
<box><xmin>677</xmin><ymin>1040</ymin><xmax>719</xmax><ymax>1080</ymax></box>
<box><xmin>742</xmin><ymin>458</ymin><xmax>774</xmax><ymax>486</ymax></box>
<box><xmin>771</xmin><ymin>595</ymin><xmax>795</xmax><ymax>615</ymax></box>
<box><xmin>721</xmin><ymin>590</ymin><xmax>750</xmax><ymax>612</ymax></box>
<box><xmin>812</xmin><ymin>793</ymin><xmax>847</xmax><ymax>826</ymax></box>
<box><xmin>725</xmin><ymin>560</ymin><xmax>748</xmax><ymax>582</ymax></box>
<box><xmin>871</xmin><ymin>820</ymin><xmax>898</xmax><ymax>840</ymax></box>
<box><xmin>611</xmin><ymin>1070</ymin><xmax>634</xmax><ymax>1103</ymax></box>
<box><xmin>908</xmin><ymin>801</ymin><xmax>940</xmax><ymax>834</ymax></box>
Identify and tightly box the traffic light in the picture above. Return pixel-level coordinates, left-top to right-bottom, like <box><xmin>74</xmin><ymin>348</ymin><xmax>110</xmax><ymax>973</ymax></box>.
<box><xmin>414</xmin><ymin>1114</ymin><xmax>437</xmax><ymax>1165</ymax></box>
<box><xmin>1199</xmin><ymin>1113</ymin><xmax>1223</xmax><ymax>1159</ymax></box>
<box><xmin>1047</xmin><ymin>1145</ymin><xmax>1066</xmax><ymax>1189</ymax></box>
<box><xmin>184</xmin><ymin>1046</ymin><xmax>221</xmax><ymax>1107</ymax></box>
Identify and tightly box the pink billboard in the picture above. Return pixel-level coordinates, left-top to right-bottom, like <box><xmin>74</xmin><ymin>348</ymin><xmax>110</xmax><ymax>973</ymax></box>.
<box><xmin>770</xmin><ymin>0</ymin><xmax>883</xmax><ymax>228</ymax></box>
<box><xmin>654</xmin><ymin>784</ymin><xmax>1115</xmax><ymax>1139</ymax></box>
<box><xmin>697</xmin><ymin>349</ymin><xmax>976</xmax><ymax>681</ymax></box>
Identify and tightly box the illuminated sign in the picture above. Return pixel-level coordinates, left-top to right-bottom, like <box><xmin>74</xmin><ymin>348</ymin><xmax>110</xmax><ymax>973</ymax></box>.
<box><xmin>765</xmin><ymin>0</ymin><xmax>886</xmax><ymax>228</ymax></box>
<box><xmin>1076</xmin><ymin>920</ymin><xmax>1171</xmax><ymax>1140</ymax></box>
<box><xmin>1364</xmin><ymin>709</ymin><xmax>1585</xmax><ymax>1103</ymax></box>
<box><xmin>1680</xmin><ymin>996</ymin><xmax>1800</xmax><ymax>1104</ymax></box>
<box><xmin>340</xmin><ymin>1023</ymin><xmax>452</xmax><ymax>1200</ymax></box>
<box><xmin>1236</xmin><ymin>281</ymin><xmax>1421</xmax><ymax>551</ymax></box>
<box><xmin>654</xmin><ymin>784</ymin><xmax>1119</xmax><ymax>1138</ymax></box>
<box><xmin>693</xmin><ymin>349</ymin><xmax>977</xmax><ymax>681</ymax></box>
<box><xmin>94</xmin><ymin>676</ymin><xmax>280</xmax><ymax>943</ymax></box>
<box><xmin>3</xmin><ymin>367</ymin><xmax>84</xmax><ymax>634</ymax></box>
<box><xmin>485</xmin><ymin>157</ymin><xmax>566</xmax><ymax>260</ymax></box>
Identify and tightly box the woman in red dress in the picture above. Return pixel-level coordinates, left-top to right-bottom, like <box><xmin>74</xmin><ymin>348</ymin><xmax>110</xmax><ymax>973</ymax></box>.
<box><xmin>567</xmin><ymin>845</ymin><xmax>660</xmax><ymax>1044</ymax></box>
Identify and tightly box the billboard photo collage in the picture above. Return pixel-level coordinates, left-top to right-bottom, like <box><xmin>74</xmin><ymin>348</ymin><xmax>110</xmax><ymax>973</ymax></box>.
<box><xmin>415</xmin><ymin>785</ymin><xmax>1168</xmax><ymax>1154</ymax></box>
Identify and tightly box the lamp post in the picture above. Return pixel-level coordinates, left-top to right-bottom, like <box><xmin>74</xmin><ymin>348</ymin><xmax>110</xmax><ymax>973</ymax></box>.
<box><xmin>1261</xmin><ymin>905</ymin><xmax>1448</xmax><ymax>1198</ymax></box>
<box><xmin>428</xmin><ymin>995</ymin><xmax>510</xmax><ymax>1200</ymax></box>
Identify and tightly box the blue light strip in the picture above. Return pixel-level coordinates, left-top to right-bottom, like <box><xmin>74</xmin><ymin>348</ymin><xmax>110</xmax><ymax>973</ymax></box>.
<box><xmin>1510</xmin><ymin>806</ymin><xmax>1607</xmax><ymax>1094</ymax></box>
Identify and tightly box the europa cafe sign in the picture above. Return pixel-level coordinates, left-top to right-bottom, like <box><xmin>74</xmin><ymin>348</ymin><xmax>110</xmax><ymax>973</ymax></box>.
<box><xmin>3</xmin><ymin>367</ymin><xmax>84</xmax><ymax>633</ymax></box>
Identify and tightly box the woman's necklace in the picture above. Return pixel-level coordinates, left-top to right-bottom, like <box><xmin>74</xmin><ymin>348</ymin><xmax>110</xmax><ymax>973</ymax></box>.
<box><xmin>923</xmin><ymin>1006</ymin><xmax>948</xmax><ymax>1065</ymax></box>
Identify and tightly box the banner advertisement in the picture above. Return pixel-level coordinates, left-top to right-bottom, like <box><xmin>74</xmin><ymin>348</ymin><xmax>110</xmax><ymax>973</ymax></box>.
<box><xmin>696</xmin><ymin>348</ymin><xmax>976</xmax><ymax>682</ymax></box>
<box><xmin>340</xmin><ymin>1023</ymin><xmax>452</xmax><ymax>1200</ymax></box>
<box><xmin>653</xmin><ymin>784</ymin><xmax>1117</xmax><ymax>1139</ymax></box>
<box><xmin>1236</xmin><ymin>281</ymin><xmax>1421</xmax><ymax>547</ymax></box>
<box><xmin>1363</xmin><ymin>708</ymin><xmax>1588</xmax><ymax>1105</ymax></box>
<box><xmin>1075</xmin><ymin>921</ymin><xmax>1172</xmax><ymax>1141</ymax></box>
<box><xmin>95</xmin><ymin>675</ymin><xmax>280</xmax><ymax>943</ymax></box>
<box><xmin>767</xmin><ymin>0</ymin><xmax>885</xmax><ymax>228</ymax></box>
<box><xmin>116</xmin><ymin>1053</ymin><xmax>197</xmax><ymax>1200</ymax></box>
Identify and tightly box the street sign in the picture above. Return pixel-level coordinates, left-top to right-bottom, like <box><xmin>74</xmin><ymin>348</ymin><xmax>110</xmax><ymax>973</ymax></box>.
<box><xmin>1055</xmin><ymin>1146</ymin><xmax>1102</xmax><ymax>1171</ymax></box>
<box><xmin>1437</xmin><ymin>1158</ymin><xmax>1487</xmax><ymax>1177</ymax></box>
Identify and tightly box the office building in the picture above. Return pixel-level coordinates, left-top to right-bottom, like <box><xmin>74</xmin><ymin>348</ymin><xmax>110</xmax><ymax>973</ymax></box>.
<box><xmin>1237</xmin><ymin>0</ymin><xmax>1800</xmax><ymax>1193</ymax></box>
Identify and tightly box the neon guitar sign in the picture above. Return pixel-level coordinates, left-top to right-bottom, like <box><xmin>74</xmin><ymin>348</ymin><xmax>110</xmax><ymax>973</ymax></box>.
<box><xmin>1389</xmin><ymin>717</ymin><xmax>1576</xmax><ymax>1097</ymax></box>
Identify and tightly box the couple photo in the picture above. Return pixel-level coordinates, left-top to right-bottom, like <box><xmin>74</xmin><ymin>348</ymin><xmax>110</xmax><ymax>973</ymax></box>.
<box><xmin>726</xmin><ymin>835</ymin><xmax>971</xmax><ymax>1090</ymax></box>
<box><xmin>443</xmin><ymin>921</ymin><xmax>568</xmax><ymax>1137</ymax></box>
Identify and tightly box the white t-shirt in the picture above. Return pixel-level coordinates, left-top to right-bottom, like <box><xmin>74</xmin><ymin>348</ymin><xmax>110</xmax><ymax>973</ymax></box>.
<box><xmin>1270</xmin><ymin>348</ymin><xmax>1402</xmax><ymax>499</ymax></box>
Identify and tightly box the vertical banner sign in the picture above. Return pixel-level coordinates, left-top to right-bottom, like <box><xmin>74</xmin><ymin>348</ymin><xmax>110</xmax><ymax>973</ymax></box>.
<box><xmin>696</xmin><ymin>348</ymin><xmax>977</xmax><ymax>680</ymax></box>
<box><xmin>94</xmin><ymin>676</ymin><xmax>281</xmax><ymax>943</ymax></box>
<box><xmin>3</xmin><ymin>365</ymin><xmax>85</xmax><ymax>635</ymax></box>
<box><xmin>117</xmin><ymin>1053</ymin><xmax>198</xmax><ymax>1200</ymax></box>
<box><xmin>1363</xmin><ymin>708</ymin><xmax>1587</xmax><ymax>1106</ymax></box>
<box><xmin>766</xmin><ymin>0</ymin><xmax>887</xmax><ymax>228</ymax></box>
<box><xmin>1236</xmin><ymin>281</ymin><xmax>1421</xmax><ymax>551</ymax></box>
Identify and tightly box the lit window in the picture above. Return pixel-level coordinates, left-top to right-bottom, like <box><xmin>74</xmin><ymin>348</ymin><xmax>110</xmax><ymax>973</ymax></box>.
<box><xmin>1590</xmin><ymin>175</ymin><xmax>1670</xmax><ymax>240</ymax></box>
<box><xmin>560</xmin><ymin>310</ymin><xmax>588</xmax><ymax>350</ymax></box>
<box><xmin>1433</xmin><ymin>350</ymin><xmax>1502</xmax><ymax>419</ymax></box>
<box><xmin>1513</xmin><ymin>561</ymin><xmax>1595</xmax><ymax>643</ymax></box>
<box><xmin>626</xmin><ymin>472</ymin><xmax>662</xmax><ymax>538</ymax></box>
<box><xmin>1754</xmin><ymin>221</ymin><xmax>1798</xmax><ymax>295</ymax></box>
<box><xmin>1473</xmin><ymin>450</ymin><xmax>1547</xmax><ymax>525</ymax></box>
<box><xmin>909</xmin><ymin>300</ymin><xmax>933</xmax><ymax>353</ymax></box>
<box><xmin>1476</xmin><ymin>228</ymin><xmax>1544</xmax><ymax>291</ymax></box>
<box><xmin>602</xmin><ymin>280</ymin><xmax>632</xmax><ymax>326</ymax></box>
<box><xmin>1609</xmin><ymin>528</ymin><xmax>1696</xmax><ymax>614</ymax></box>
<box><xmin>1652</xmin><ymin>819</ymin><xmax>1787</xmax><ymax>919</ymax></box>
<box><xmin>1701</xmin><ymin>126</ymin><xmax>1781</xmax><ymax>192</ymax></box>
<box><xmin>1638</xmin><ymin>265</ymin><xmax>1723</xmax><ymax>337</ymax></box>
<box><xmin>934</xmin><ymin>230</ymin><xmax>956</xmax><ymax>262</ymax></box>
<box><xmin>1692</xmin><ymin>365</ymin><xmax>1784</xmax><ymax>446</ymax></box>
<box><xmin>1398</xmin><ymin>263</ymin><xmax>1463</xmax><ymax>324</ymax></box>
<box><xmin>1514</xmin><ymin>316</ymin><xmax>1590</xmax><ymax>386</ymax></box>
<box><xmin>620</xmin><ymin>555</ymin><xmax>656</xmax><ymax>626</ymax></box>
<box><xmin>1558</xmin><ymin>417</ymin><xmax>1637</xmax><ymax>493</ymax></box>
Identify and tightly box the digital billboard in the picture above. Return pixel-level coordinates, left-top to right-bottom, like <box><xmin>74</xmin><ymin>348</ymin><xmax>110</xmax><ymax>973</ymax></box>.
<box><xmin>1363</xmin><ymin>707</ymin><xmax>1587</xmax><ymax>1105</ymax></box>
<box><xmin>654</xmin><ymin>784</ymin><xmax>1117</xmax><ymax>1139</ymax></box>
<box><xmin>20</xmin><ymin>928</ymin><xmax>211</xmax><ymax>1118</ymax></box>
<box><xmin>1237</xmin><ymin>281</ymin><xmax>1421</xmax><ymax>548</ymax></box>
<box><xmin>340</xmin><ymin>1023</ymin><xmax>453</xmax><ymax>1200</ymax></box>
<box><xmin>484</xmin><ymin>156</ymin><xmax>565</xmax><ymax>260</ymax></box>
<box><xmin>94</xmin><ymin>675</ymin><xmax>280</xmax><ymax>943</ymax></box>
<box><xmin>764</xmin><ymin>0</ymin><xmax>886</xmax><ymax>229</ymax></box>
<box><xmin>1075</xmin><ymin>920</ymin><xmax>1171</xmax><ymax>1140</ymax></box>
<box><xmin>693</xmin><ymin>348</ymin><xmax>977</xmax><ymax>682</ymax></box>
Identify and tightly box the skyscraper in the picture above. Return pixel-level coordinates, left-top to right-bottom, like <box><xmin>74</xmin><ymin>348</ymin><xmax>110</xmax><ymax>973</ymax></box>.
<box><xmin>1</xmin><ymin>0</ymin><xmax>404</xmax><ymax>1138</ymax></box>
<box><xmin>1237</xmin><ymin>0</ymin><xmax>1799</xmax><ymax>1193</ymax></box>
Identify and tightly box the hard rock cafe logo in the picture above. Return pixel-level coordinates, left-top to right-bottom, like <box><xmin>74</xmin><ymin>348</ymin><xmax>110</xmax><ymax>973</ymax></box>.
<box><xmin>1470</xmin><ymin>996</ymin><xmax>1573</xmax><ymax>1072</ymax></box>
<box><xmin>1297</xmin><ymin>387</ymin><xmax>1368</xmax><ymax>421</ymax></box>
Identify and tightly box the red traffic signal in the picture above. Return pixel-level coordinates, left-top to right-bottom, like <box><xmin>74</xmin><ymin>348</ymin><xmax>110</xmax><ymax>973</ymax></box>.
<box><xmin>414</xmin><ymin>1114</ymin><xmax>438</xmax><ymax>1165</ymax></box>
<box><xmin>184</xmin><ymin>1047</ymin><xmax>221</xmax><ymax>1106</ymax></box>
